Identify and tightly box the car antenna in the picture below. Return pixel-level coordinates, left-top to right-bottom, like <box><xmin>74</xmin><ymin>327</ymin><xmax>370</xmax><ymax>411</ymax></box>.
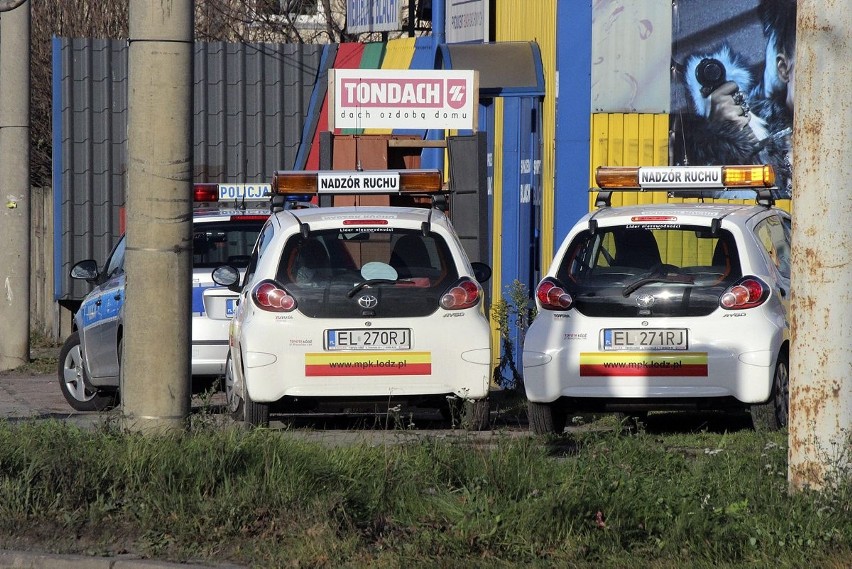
<box><xmin>287</xmin><ymin>210</ymin><xmax>310</xmax><ymax>238</ymax></box>
<box><xmin>239</xmin><ymin>159</ymin><xmax>249</xmax><ymax>211</ymax></box>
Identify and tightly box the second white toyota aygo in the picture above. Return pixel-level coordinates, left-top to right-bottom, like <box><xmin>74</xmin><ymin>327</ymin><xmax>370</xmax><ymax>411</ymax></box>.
<box><xmin>213</xmin><ymin>169</ymin><xmax>493</xmax><ymax>429</ymax></box>
<box><xmin>523</xmin><ymin>165</ymin><xmax>791</xmax><ymax>434</ymax></box>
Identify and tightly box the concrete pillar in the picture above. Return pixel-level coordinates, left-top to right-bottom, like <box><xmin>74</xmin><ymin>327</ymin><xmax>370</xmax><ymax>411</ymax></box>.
<box><xmin>123</xmin><ymin>0</ymin><xmax>194</xmax><ymax>433</ymax></box>
<box><xmin>0</xmin><ymin>1</ymin><xmax>30</xmax><ymax>371</ymax></box>
<box><xmin>788</xmin><ymin>0</ymin><xmax>852</xmax><ymax>491</ymax></box>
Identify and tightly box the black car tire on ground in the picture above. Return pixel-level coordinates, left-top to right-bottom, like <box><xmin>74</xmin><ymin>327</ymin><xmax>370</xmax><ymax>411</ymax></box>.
<box><xmin>528</xmin><ymin>400</ymin><xmax>567</xmax><ymax>435</ymax></box>
<box><xmin>225</xmin><ymin>352</ymin><xmax>270</xmax><ymax>427</ymax></box>
<box><xmin>750</xmin><ymin>352</ymin><xmax>789</xmax><ymax>431</ymax></box>
<box><xmin>461</xmin><ymin>398</ymin><xmax>491</xmax><ymax>431</ymax></box>
<box><xmin>57</xmin><ymin>331</ymin><xmax>117</xmax><ymax>412</ymax></box>
<box><xmin>243</xmin><ymin>388</ymin><xmax>270</xmax><ymax>428</ymax></box>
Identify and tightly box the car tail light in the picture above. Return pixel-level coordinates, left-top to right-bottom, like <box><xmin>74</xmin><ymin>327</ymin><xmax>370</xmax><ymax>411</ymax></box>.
<box><xmin>193</xmin><ymin>183</ymin><xmax>219</xmax><ymax>202</ymax></box>
<box><xmin>720</xmin><ymin>277</ymin><xmax>769</xmax><ymax>309</ymax></box>
<box><xmin>440</xmin><ymin>278</ymin><xmax>481</xmax><ymax>310</ymax></box>
<box><xmin>536</xmin><ymin>278</ymin><xmax>573</xmax><ymax>311</ymax></box>
<box><xmin>252</xmin><ymin>280</ymin><xmax>296</xmax><ymax>312</ymax></box>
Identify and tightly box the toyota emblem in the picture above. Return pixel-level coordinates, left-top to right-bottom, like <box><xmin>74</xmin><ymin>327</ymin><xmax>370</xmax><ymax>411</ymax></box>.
<box><xmin>358</xmin><ymin>295</ymin><xmax>379</xmax><ymax>309</ymax></box>
<box><xmin>636</xmin><ymin>294</ymin><xmax>656</xmax><ymax>308</ymax></box>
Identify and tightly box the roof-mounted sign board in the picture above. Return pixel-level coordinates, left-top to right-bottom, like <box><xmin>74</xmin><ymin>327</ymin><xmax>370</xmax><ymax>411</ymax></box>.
<box><xmin>346</xmin><ymin>0</ymin><xmax>401</xmax><ymax>34</ymax></box>
<box><xmin>447</xmin><ymin>0</ymin><xmax>489</xmax><ymax>43</ymax></box>
<box><xmin>328</xmin><ymin>69</ymin><xmax>479</xmax><ymax>131</ymax></box>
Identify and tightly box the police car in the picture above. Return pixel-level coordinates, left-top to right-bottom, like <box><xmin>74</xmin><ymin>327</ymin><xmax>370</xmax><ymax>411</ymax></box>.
<box><xmin>523</xmin><ymin>165</ymin><xmax>791</xmax><ymax>434</ymax></box>
<box><xmin>211</xmin><ymin>169</ymin><xmax>493</xmax><ymax>429</ymax></box>
<box><xmin>57</xmin><ymin>183</ymin><xmax>272</xmax><ymax>411</ymax></box>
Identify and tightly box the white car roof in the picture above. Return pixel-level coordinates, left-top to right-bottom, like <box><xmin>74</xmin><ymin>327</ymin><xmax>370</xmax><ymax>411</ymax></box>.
<box><xmin>274</xmin><ymin>206</ymin><xmax>453</xmax><ymax>232</ymax></box>
<box><xmin>586</xmin><ymin>203</ymin><xmax>781</xmax><ymax>228</ymax></box>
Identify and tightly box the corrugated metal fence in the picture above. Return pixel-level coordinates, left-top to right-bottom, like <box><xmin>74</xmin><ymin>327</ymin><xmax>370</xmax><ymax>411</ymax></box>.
<box><xmin>52</xmin><ymin>38</ymin><xmax>323</xmax><ymax>307</ymax></box>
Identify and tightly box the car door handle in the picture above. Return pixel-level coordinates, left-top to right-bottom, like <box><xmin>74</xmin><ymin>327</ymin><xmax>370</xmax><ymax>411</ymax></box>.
<box><xmin>114</xmin><ymin>293</ymin><xmax>122</xmax><ymax>301</ymax></box>
<box><xmin>96</xmin><ymin>299</ymin><xmax>102</xmax><ymax>306</ymax></box>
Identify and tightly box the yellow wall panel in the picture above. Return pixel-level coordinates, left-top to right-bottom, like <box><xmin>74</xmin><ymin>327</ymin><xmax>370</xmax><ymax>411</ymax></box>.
<box><xmin>589</xmin><ymin>112</ymin><xmax>670</xmax><ymax>210</ymax></box>
<box><xmin>490</xmin><ymin>100</ymin><xmax>505</xmax><ymax>374</ymax></box>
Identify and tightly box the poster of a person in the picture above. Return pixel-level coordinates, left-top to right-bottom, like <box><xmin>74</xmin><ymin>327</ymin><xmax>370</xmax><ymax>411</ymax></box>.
<box><xmin>671</xmin><ymin>0</ymin><xmax>795</xmax><ymax>199</ymax></box>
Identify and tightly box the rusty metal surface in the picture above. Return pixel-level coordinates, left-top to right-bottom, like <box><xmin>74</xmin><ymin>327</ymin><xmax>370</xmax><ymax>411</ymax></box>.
<box><xmin>787</xmin><ymin>0</ymin><xmax>852</xmax><ymax>491</ymax></box>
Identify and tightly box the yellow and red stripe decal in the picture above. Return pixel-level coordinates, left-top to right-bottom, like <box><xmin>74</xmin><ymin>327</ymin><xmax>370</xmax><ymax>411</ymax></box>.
<box><xmin>305</xmin><ymin>352</ymin><xmax>431</xmax><ymax>377</ymax></box>
<box><xmin>579</xmin><ymin>352</ymin><xmax>708</xmax><ymax>377</ymax></box>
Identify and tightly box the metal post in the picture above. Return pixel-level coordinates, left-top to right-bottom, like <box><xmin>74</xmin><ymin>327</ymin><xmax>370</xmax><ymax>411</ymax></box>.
<box><xmin>0</xmin><ymin>1</ymin><xmax>30</xmax><ymax>371</ymax></box>
<box><xmin>788</xmin><ymin>0</ymin><xmax>852</xmax><ymax>491</ymax></box>
<box><xmin>123</xmin><ymin>0</ymin><xmax>194</xmax><ymax>433</ymax></box>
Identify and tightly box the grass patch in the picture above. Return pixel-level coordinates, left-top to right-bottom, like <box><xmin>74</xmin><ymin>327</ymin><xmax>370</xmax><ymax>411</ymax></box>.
<box><xmin>0</xmin><ymin>421</ymin><xmax>849</xmax><ymax>567</ymax></box>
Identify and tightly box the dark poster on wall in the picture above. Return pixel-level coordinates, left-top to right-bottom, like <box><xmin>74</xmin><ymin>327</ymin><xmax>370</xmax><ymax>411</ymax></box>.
<box><xmin>670</xmin><ymin>0</ymin><xmax>795</xmax><ymax>198</ymax></box>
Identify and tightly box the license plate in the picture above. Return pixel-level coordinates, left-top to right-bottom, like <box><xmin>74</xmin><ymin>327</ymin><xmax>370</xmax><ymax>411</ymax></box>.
<box><xmin>603</xmin><ymin>329</ymin><xmax>687</xmax><ymax>350</ymax></box>
<box><xmin>325</xmin><ymin>329</ymin><xmax>411</xmax><ymax>351</ymax></box>
<box><xmin>225</xmin><ymin>299</ymin><xmax>237</xmax><ymax>318</ymax></box>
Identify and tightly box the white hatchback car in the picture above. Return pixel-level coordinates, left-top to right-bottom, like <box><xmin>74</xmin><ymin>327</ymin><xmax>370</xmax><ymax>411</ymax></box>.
<box><xmin>212</xmin><ymin>169</ymin><xmax>493</xmax><ymax>429</ymax></box>
<box><xmin>523</xmin><ymin>165</ymin><xmax>791</xmax><ymax>434</ymax></box>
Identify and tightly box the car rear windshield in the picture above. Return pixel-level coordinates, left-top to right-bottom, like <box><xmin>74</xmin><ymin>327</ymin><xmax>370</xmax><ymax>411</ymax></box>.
<box><xmin>555</xmin><ymin>226</ymin><xmax>742</xmax><ymax>318</ymax></box>
<box><xmin>275</xmin><ymin>228</ymin><xmax>459</xmax><ymax>318</ymax></box>
<box><xmin>193</xmin><ymin>221</ymin><xmax>265</xmax><ymax>269</ymax></box>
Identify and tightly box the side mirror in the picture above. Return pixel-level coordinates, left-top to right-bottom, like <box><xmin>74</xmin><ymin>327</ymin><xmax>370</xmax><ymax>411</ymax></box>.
<box><xmin>211</xmin><ymin>265</ymin><xmax>241</xmax><ymax>291</ymax></box>
<box><xmin>70</xmin><ymin>260</ymin><xmax>100</xmax><ymax>283</ymax></box>
<box><xmin>471</xmin><ymin>262</ymin><xmax>492</xmax><ymax>284</ymax></box>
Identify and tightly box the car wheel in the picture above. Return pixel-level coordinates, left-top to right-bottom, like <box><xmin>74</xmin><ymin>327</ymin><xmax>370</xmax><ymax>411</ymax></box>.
<box><xmin>461</xmin><ymin>398</ymin><xmax>491</xmax><ymax>431</ymax></box>
<box><xmin>750</xmin><ymin>353</ymin><xmax>789</xmax><ymax>431</ymax></box>
<box><xmin>225</xmin><ymin>352</ymin><xmax>269</xmax><ymax>427</ymax></box>
<box><xmin>57</xmin><ymin>331</ymin><xmax>117</xmax><ymax>412</ymax></box>
<box><xmin>243</xmin><ymin>388</ymin><xmax>270</xmax><ymax>428</ymax></box>
<box><xmin>528</xmin><ymin>401</ymin><xmax>567</xmax><ymax>435</ymax></box>
<box><xmin>224</xmin><ymin>353</ymin><xmax>242</xmax><ymax>418</ymax></box>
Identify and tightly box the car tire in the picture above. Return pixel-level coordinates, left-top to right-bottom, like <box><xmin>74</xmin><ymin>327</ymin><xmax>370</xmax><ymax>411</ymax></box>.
<box><xmin>461</xmin><ymin>398</ymin><xmax>491</xmax><ymax>431</ymax></box>
<box><xmin>225</xmin><ymin>352</ymin><xmax>269</xmax><ymax>427</ymax></box>
<box><xmin>243</xmin><ymin>388</ymin><xmax>270</xmax><ymax>428</ymax></box>
<box><xmin>57</xmin><ymin>331</ymin><xmax>117</xmax><ymax>412</ymax></box>
<box><xmin>224</xmin><ymin>353</ymin><xmax>241</xmax><ymax>418</ymax></box>
<box><xmin>750</xmin><ymin>352</ymin><xmax>789</xmax><ymax>431</ymax></box>
<box><xmin>528</xmin><ymin>401</ymin><xmax>567</xmax><ymax>435</ymax></box>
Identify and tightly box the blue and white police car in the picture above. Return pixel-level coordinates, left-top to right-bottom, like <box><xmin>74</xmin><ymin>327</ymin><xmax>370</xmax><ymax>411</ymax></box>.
<box><xmin>523</xmin><ymin>165</ymin><xmax>791</xmax><ymax>434</ymax></box>
<box><xmin>57</xmin><ymin>183</ymin><xmax>272</xmax><ymax>411</ymax></box>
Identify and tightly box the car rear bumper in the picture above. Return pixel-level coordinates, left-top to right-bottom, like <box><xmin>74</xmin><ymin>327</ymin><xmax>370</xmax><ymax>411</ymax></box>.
<box><xmin>237</xmin><ymin>314</ymin><xmax>492</xmax><ymax>402</ymax></box>
<box><xmin>523</xmin><ymin>312</ymin><xmax>784</xmax><ymax>406</ymax></box>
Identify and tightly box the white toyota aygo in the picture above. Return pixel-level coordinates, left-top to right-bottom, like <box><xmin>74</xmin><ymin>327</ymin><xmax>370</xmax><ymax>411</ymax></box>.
<box><xmin>523</xmin><ymin>165</ymin><xmax>791</xmax><ymax>434</ymax></box>
<box><xmin>213</xmin><ymin>170</ymin><xmax>493</xmax><ymax>429</ymax></box>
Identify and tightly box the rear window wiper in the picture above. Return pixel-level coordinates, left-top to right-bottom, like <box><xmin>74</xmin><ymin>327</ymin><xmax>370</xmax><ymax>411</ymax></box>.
<box><xmin>347</xmin><ymin>279</ymin><xmax>411</xmax><ymax>298</ymax></box>
<box><xmin>622</xmin><ymin>268</ymin><xmax>694</xmax><ymax>297</ymax></box>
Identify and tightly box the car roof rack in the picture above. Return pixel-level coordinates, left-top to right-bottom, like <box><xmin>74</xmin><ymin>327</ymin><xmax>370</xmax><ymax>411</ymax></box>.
<box><xmin>592</xmin><ymin>165</ymin><xmax>778</xmax><ymax>208</ymax></box>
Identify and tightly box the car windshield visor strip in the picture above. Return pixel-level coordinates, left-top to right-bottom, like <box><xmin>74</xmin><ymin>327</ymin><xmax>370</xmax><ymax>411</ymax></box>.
<box><xmin>592</xmin><ymin>165</ymin><xmax>777</xmax><ymax>206</ymax></box>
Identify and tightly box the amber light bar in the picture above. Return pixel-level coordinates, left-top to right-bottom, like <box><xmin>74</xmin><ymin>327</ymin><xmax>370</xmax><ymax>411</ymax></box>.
<box><xmin>272</xmin><ymin>169</ymin><xmax>444</xmax><ymax>195</ymax></box>
<box><xmin>595</xmin><ymin>165</ymin><xmax>776</xmax><ymax>190</ymax></box>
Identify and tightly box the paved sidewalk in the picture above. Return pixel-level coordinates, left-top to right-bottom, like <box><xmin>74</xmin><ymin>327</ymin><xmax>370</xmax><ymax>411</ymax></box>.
<box><xmin>0</xmin><ymin>370</ymin><xmax>106</xmax><ymax>427</ymax></box>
